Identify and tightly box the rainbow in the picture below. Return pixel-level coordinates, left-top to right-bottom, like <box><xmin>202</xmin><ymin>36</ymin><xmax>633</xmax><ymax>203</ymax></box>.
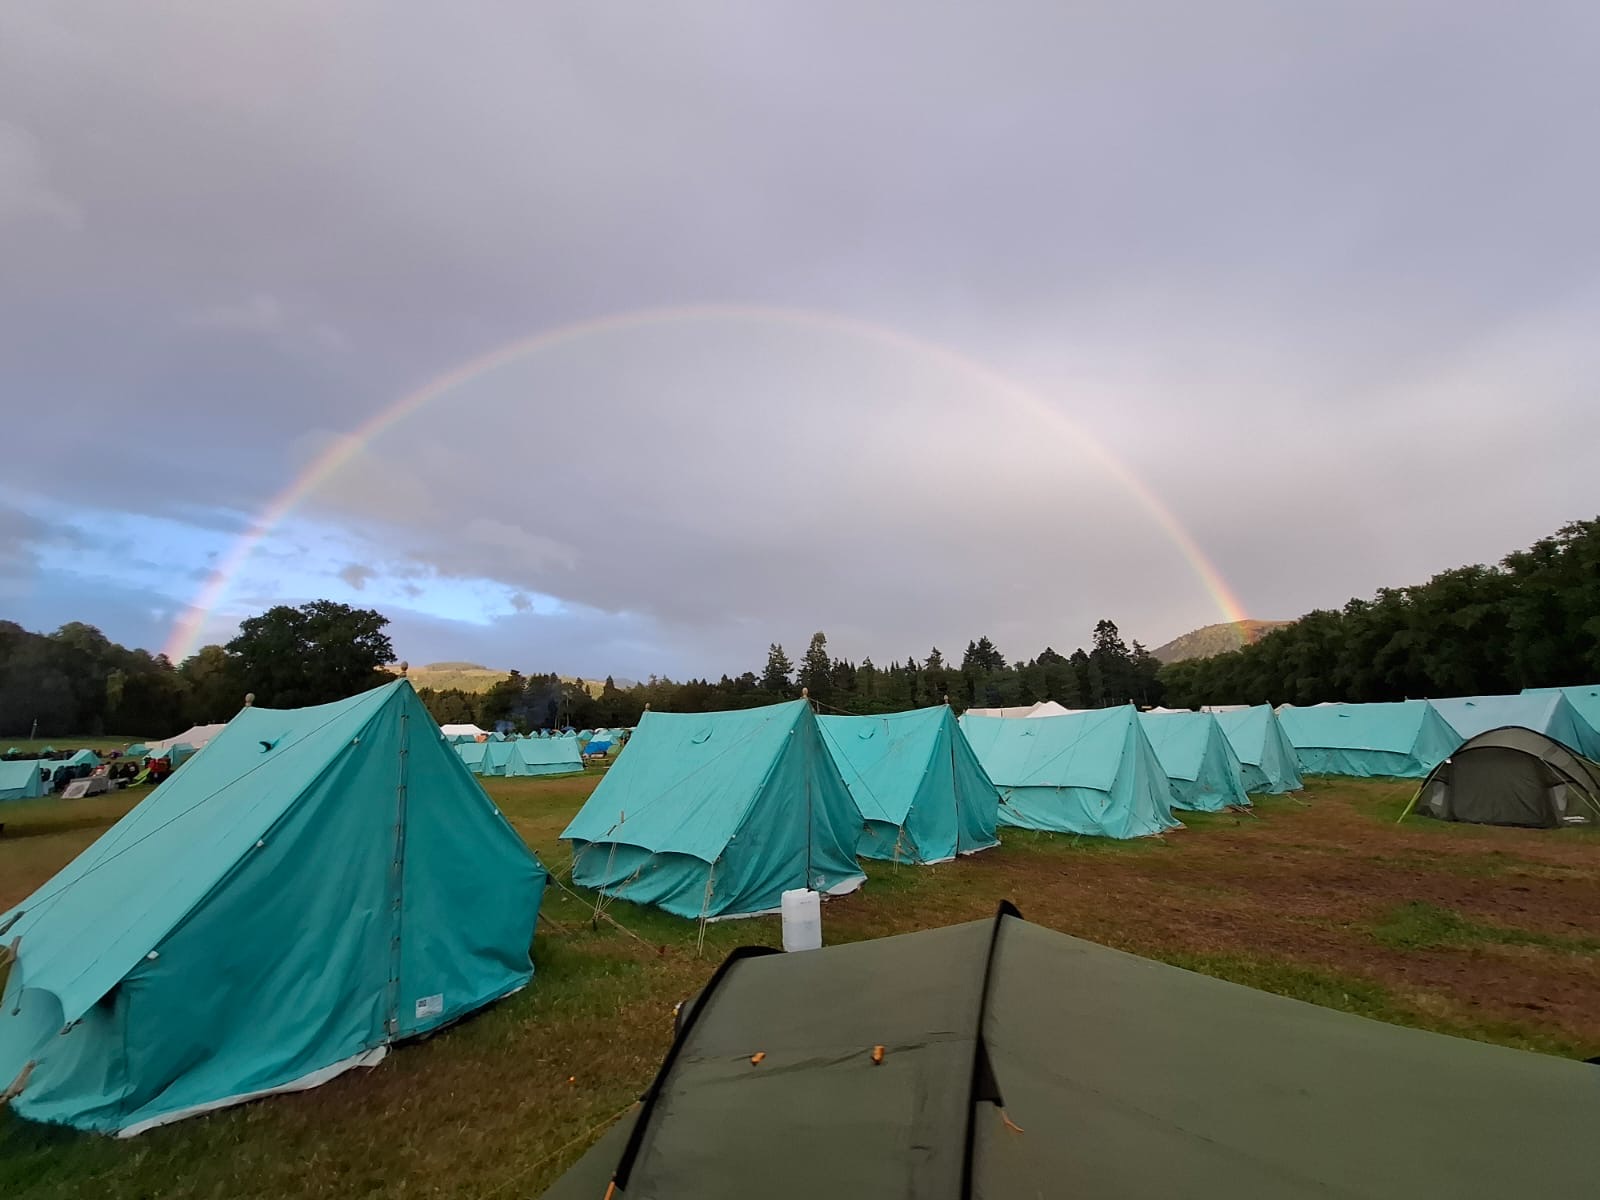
<box><xmin>163</xmin><ymin>304</ymin><xmax>1250</xmax><ymax>663</ymax></box>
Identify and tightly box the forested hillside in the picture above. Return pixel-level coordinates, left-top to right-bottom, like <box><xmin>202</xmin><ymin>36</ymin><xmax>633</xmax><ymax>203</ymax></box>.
<box><xmin>1160</xmin><ymin>518</ymin><xmax>1600</xmax><ymax>707</ymax></box>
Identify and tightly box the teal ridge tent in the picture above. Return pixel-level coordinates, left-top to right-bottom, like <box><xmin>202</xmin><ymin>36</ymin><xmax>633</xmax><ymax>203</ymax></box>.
<box><xmin>507</xmin><ymin>735</ymin><xmax>584</xmax><ymax>777</ymax></box>
<box><xmin>544</xmin><ymin>906</ymin><xmax>1596</xmax><ymax>1200</ymax></box>
<box><xmin>562</xmin><ymin>700</ymin><xmax>865</xmax><ymax>919</ymax></box>
<box><xmin>818</xmin><ymin>706</ymin><xmax>1000</xmax><ymax>863</ymax></box>
<box><xmin>455</xmin><ymin>740</ymin><xmax>490</xmax><ymax>774</ymax></box>
<box><xmin>0</xmin><ymin>759</ymin><xmax>45</xmax><ymax>802</ymax></box>
<box><xmin>1525</xmin><ymin>684</ymin><xmax>1600</xmax><ymax>742</ymax></box>
<box><xmin>1436</xmin><ymin>692</ymin><xmax>1600</xmax><ymax>759</ymax></box>
<box><xmin>958</xmin><ymin>706</ymin><xmax>1180</xmax><ymax>838</ymax></box>
<box><xmin>1138</xmin><ymin>711</ymin><xmax>1251</xmax><ymax>811</ymax></box>
<box><xmin>1277</xmin><ymin>701</ymin><xmax>1461</xmax><ymax>778</ymax></box>
<box><xmin>124</xmin><ymin>743</ymin><xmax>148</xmax><ymax>758</ymax></box>
<box><xmin>1212</xmin><ymin>705</ymin><xmax>1304</xmax><ymax>793</ymax></box>
<box><xmin>480</xmin><ymin>739</ymin><xmax>518</xmax><ymax>776</ymax></box>
<box><xmin>58</xmin><ymin>749</ymin><xmax>101</xmax><ymax>770</ymax></box>
<box><xmin>0</xmin><ymin>679</ymin><xmax>545</xmax><ymax>1136</ymax></box>
<box><xmin>146</xmin><ymin>742</ymin><xmax>197</xmax><ymax>767</ymax></box>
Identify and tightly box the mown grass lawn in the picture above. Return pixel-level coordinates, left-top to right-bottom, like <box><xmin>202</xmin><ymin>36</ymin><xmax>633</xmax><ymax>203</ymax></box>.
<box><xmin>2</xmin><ymin>771</ymin><xmax>1597</xmax><ymax>1198</ymax></box>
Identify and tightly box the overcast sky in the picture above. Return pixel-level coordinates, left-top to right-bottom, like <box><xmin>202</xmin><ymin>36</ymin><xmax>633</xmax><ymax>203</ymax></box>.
<box><xmin>2</xmin><ymin>3</ymin><xmax>1595</xmax><ymax>679</ymax></box>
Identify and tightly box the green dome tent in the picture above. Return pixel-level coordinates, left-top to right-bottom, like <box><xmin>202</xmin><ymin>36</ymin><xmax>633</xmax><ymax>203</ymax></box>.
<box><xmin>506</xmin><ymin>735</ymin><xmax>584</xmax><ymax>777</ymax></box>
<box><xmin>1277</xmin><ymin>701</ymin><xmax>1461</xmax><ymax>778</ymax></box>
<box><xmin>1138</xmin><ymin>711</ymin><xmax>1251</xmax><ymax>811</ymax></box>
<box><xmin>563</xmin><ymin>700</ymin><xmax>864</xmax><ymax>919</ymax></box>
<box><xmin>1406</xmin><ymin>726</ymin><xmax>1600</xmax><ymax>828</ymax></box>
<box><xmin>1212</xmin><ymin>705</ymin><xmax>1304</xmax><ymax>793</ymax></box>
<box><xmin>1434</xmin><ymin>693</ymin><xmax>1600</xmax><ymax>759</ymax></box>
<box><xmin>818</xmin><ymin>706</ymin><xmax>999</xmax><ymax>863</ymax></box>
<box><xmin>545</xmin><ymin>906</ymin><xmax>1596</xmax><ymax>1199</ymax></box>
<box><xmin>0</xmin><ymin>680</ymin><xmax>545</xmax><ymax>1136</ymax></box>
<box><xmin>958</xmin><ymin>706</ymin><xmax>1179</xmax><ymax>838</ymax></box>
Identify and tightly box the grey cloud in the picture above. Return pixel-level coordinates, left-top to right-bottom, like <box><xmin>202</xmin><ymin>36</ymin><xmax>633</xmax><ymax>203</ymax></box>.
<box><xmin>338</xmin><ymin>563</ymin><xmax>376</xmax><ymax>591</ymax></box>
<box><xmin>3</xmin><ymin>3</ymin><xmax>1597</xmax><ymax>672</ymax></box>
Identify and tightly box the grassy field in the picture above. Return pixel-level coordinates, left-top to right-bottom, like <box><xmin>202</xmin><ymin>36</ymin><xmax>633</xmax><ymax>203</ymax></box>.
<box><xmin>3</xmin><ymin>772</ymin><xmax>1598</xmax><ymax>1198</ymax></box>
<box><xmin>2</xmin><ymin>737</ymin><xmax>152</xmax><ymax>756</ymax></box>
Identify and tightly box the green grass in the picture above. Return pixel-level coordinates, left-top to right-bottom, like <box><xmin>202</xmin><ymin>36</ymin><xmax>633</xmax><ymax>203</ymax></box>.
<box><xmin>3</xmin><ymin>768</ymin><xmax>1599</xmax><ymax>1197</ymax></box>
<box><xmin>1373</xmin><ymin>901</ymin><xmax>1600</xmax><ymax>955</ymax></box>
<box><xmin>2</xmin><ymin>737</ymin><xmax>152</xmax><ymax>755</ymax></box>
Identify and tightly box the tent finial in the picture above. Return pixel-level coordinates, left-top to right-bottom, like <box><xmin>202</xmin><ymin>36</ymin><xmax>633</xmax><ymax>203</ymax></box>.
<box><xmin>801</xmin><ymin>686</ymin><xmax>810</xmax><ymax>700</ymax></box>
<box><xmin>244</xmin><ymin>693</ymin><xmax>255</xmax><ymax>708</ymax></box>
<box><xmin>398</xmin><ymin>661</ymin><xmax>409</xmax><ymax>678</ymax></box>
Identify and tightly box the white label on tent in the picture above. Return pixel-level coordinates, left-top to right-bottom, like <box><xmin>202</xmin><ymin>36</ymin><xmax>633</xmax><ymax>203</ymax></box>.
<box><xmin>415</xmin><ymin>993</ymin><xmax>444</xmax><ymax>1020</ymax></box>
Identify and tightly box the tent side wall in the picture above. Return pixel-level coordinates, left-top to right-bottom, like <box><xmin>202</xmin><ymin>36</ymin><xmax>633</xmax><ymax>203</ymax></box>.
<box><xmin>396</xmin><ymin>691</ymin><xmax>543</xmax><ymax>1035</ymax></box>
<box><xmin>1114</xmin><ymin>717</ymin><xmax>1183</xmax><ymax>836</ymax></box>
<box><xmin>713</xmin><ymin>710</ymin><xmax>864</xmax><ymax>914</ymax></box>
<box><xmin>947</xmin><ymin>716</ymin><xmax>1001</xmax><ymax>855</ymax></box>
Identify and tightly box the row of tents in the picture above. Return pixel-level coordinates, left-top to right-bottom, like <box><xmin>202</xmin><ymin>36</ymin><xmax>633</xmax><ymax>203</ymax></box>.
<box><xmin>562</xmin><ymin>701</ymin><xmax>1284</xmax><ymax>921</ymax></box>
<box><xmin>455</xmin><ymin>736</ymin><xmax>585</xmax><ymax>777</ymax></box>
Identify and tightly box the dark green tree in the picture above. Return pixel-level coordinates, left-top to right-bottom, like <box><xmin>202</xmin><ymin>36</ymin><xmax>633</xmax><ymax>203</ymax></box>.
<box><xmin>226</xmin><ymin>600</ymin><xmax>395</xmax><ymax>707</ymax></box>
<box><xmin>797</xmin><ymin>631</ymin><xmax>833</xmax><ymax>700</ymax></box>
<box><xmin>760</xmin><ymin>643</ymin><xmax>794</xmax><ymax>694</ymax></box>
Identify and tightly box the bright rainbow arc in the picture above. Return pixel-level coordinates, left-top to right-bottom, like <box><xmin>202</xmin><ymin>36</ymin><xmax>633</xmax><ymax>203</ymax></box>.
<box><xmin>163</xmin><ymin>304</ymin><xmax>1251</xmax><ymax>663</ymax></box>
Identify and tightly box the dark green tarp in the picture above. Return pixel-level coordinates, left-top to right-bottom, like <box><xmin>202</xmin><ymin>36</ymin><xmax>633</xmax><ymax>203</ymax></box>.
<box><xmin>544</xmin><ymin>908</ymin><xmax>1597</xmax><ymax>1199</ymax></box>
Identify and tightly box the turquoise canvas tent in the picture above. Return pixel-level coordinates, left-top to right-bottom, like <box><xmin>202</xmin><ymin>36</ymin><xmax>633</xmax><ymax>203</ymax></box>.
<box><xmin>480</xmin><ymin>739</ymin><xmax>517</xmax><ymax>777</ymax></box>
<box><xmin>1212</xmin><ymin>705</ymin><xmax>1304</xmax><ymax>793</ymax></box>
<box><xmin>507</xmin><ymin>735</ymin><xmax>584</xmax><ymax>777</ymax></box>
<box><xmin>57</xmin><ymin>749</ymin><xmax>101</xmax><ymax>770</ymax></box>
<box><xmin>0</xmin><ymin>679</ymin><xmax>545</xmax><ymax>1136</ymax></box>
<box><xmin>818</xmin><ymin>707</ymin><xmax>1000</xmax><ymax>863</ymax></box>
<box><xmin>1525</xmin><ymin>685</ymin><xmax>1600</xmax><ymax>739</ymax></box>
<box><xmin>0</xmin><ymin>759</ymin><xmax>45</xmax><ymax>802</ymax></box>
<box><xmin>1438</xmin><ymin>692</ymin><xmax>1600</xmax><ymax>759</ymax></box>
<box><xmin>1278</xmin><ymin>701</ymin><xmax>1461</xmax><ymax>778</ymax></box>
<box><xmin>958</xmin><ymin>706</ymin><xmax>1180</xmax><ymax>839</ymax></box>
<box><xmin>124</xmin><ymin>743</ymin><xmax>148</xmax><ymax>758</ymax></box>
<box><xmin>454</xmin><ymin>740</ymin><xmax>490</xmax><ymax>774</ymax></box>
<box><xmin>1138</xmin><ymin>711</ymin><xmax>1251</xmax><ymax>812</ymax></box>
<box><xmin>563</xmin><ymin>700</ymin><xmax>865</xmax><ymax>919</ymax></box>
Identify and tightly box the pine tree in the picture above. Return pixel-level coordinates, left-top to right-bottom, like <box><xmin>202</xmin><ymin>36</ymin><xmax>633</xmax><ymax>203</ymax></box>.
<box><xmin>760</xmin><ymin>643</ymin><xmax>794</xmax><ymax>694</ymax></box>
<box><xmin>797</xmin><ymin>631</ymin><xmax>833</xmax><ymax>700</ymax></box>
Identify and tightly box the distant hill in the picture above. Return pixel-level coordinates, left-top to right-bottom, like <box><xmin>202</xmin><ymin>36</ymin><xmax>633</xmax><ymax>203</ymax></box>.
<box><xmin>389</xmin><ymin>662</ymin><xmax>630</xmax><ymax>696</ymax></box>
<box><xmin>1150</xmin><ymin>620</ymin><xmax>1292</xmax><ymax>664</ymax></box>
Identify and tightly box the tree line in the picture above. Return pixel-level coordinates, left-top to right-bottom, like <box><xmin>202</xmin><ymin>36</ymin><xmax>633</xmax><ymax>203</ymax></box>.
<box><xmin>0</xmin><ymin>600</ymin><xmax>395</xmax><ymax>738</ymax></box>
<box><xmin>1159</xmin><ymin>518</ymin><xmax>1600</xmax><ymax>707</ymax></box>
<box><xmin>416</xmin><ymin>620</ymin><xmax>1165</xmax><ymax>730</ymax></box>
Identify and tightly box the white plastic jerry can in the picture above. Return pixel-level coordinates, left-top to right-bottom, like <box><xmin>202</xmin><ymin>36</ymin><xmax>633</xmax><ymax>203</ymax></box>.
<box><xmin>780</xmin><ymin>887</ymin><xmax>822</xmax><ymax>952</ymax></box>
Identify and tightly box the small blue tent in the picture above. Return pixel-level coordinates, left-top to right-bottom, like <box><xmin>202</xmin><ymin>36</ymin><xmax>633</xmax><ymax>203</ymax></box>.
<box><xmin>1138</xmin><ymin>711</ymin><xmax>1251</xmax><ymax>812</ymax></box>
<box><xmin>0</xmin><ymin>759</ymin><xmax>45</xmax><ymax>802</ymax></box>
<box><xmin>1278</xmin><ymin>701</ymin><xmax>1461</xmax><ymax>778</ymax></box>
<box><xmin>958</xmin><ymin>706</ymin><xmax>1180</xmax><ymax>839</ymax></box>
<box><xmin>818</xmin><ymin>707</ymin><xmax>1000</xmax><ymax>863</ymax></box>
<box><xmin>506</xmin><ymin>736</ymin><xmax>584</xmax><ymax>777</ymax></box>
<box><xmin>0</xmin><ymin>680</ymin><xmax>544</xmax><ymax>1135</ymax></box>
<box><xmin>1437</xmin><ymin>692</ymin><xmax>1600</xmax><ymax>759</ymax></box>
<box><xmin>563</xmin><ymin>700</ymin><xmax>865</xmax><ymax>919</ymax></box>
<box><xmin>1212</xmin><ymin>705</ymin><xmax>1304</xmax><ymax>793</ymax></box>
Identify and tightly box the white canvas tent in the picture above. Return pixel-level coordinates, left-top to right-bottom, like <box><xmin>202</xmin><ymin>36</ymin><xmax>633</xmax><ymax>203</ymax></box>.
<box><xmin>144</xmin><ymin>724</ymin><xmax>226</xmax><ymax>755</ymax></box>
